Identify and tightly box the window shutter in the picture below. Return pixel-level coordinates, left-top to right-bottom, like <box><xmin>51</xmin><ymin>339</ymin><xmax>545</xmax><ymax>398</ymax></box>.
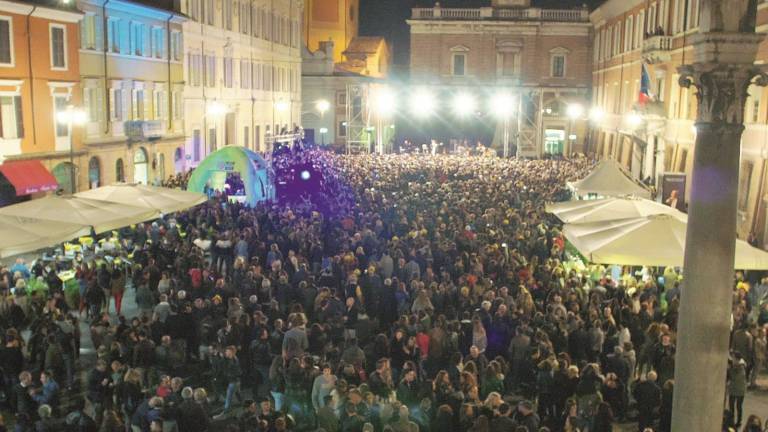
<box><xmin>94</xmin><ymin>15</ymin><xmax>103</xmax><ymax>51</ymax></box>
<box><xmin>83</xmin><ymin>88</ymin><xmax>91</xmax><ymax>121</ymax></box>
<box><xmin>13</xmin><ymin>96</ymin><xmax>22</xmax><ymax>138</ymax></box>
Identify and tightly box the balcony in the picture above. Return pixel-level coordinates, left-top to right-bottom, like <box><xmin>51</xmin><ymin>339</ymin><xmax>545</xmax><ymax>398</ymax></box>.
<box><xmin>410</xmin><ymin>6</ymin><xmax>589</xmax><ymax>22</ymax></box>
<box><xmin>125</xmin><ymin>120</ymin><xmax>165</xmax><ymax>141</ymax></box>
<box><xmin>642</xmin><ymin>36</ymin><xmax>673</xmax><ymax>64</ymax></box>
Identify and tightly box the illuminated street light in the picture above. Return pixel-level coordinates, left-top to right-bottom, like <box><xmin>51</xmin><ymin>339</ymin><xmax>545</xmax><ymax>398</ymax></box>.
<box><xmin>315</xmin><ymin>99</ymin><xmax>330</xmax><ymax>115</ymax></box>
<box><xmin>206</xmin><ymin>101</ymin><xmax>227</xmax><ymax>116</ymax></box>
<box><xmin>275</xmin><ymin>100</ymin><xmax>290</xmax><ymax>112</ymax></box>
<box><xmin>490</xmin><ymin>93</ymin><xmax>515</xmax><ymax>118</ymax></box>
<box><xmin>56</xmin><ymin>105</ymin><xmax>87</xmax><ymax>193</ymax></box>
<box><xmin>452</xmin><ymin>92</ymin><xmax>476</xmax><ymax>117</ymax></box>
<box><xmin>566</xmin><ymin>103</ymin><xmax>584</xmax><ymax>119</ymax></box>
<box><xmin>589</xmin><ymin>107</ymin><xmax>605</xmax><ymax>122</ymax></box>
<box><xmin>410</xmin><ymin>88</ymin><xmax>436</xmax><ymax>118</ymax></box>
<box><xmin>626</xmin><ymin>112</ymin><xmax>643</xmax><ymax>127</ymax></box>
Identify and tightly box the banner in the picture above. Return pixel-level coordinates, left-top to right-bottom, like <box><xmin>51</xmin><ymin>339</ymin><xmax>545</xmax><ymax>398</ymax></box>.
<box><xmin>662</xmin><ymin>172</ymin><xmax>687</xmax><ymax>211</ymax></box>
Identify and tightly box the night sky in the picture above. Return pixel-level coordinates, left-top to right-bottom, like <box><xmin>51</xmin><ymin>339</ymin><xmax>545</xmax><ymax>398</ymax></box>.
<box><xmin>359</xmin><ymin>0</ymin><xmax>600</xmax><ymax>68</ymax></box>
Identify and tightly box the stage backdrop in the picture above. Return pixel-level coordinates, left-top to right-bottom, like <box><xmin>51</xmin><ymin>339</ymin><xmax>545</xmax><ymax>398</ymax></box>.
<box><xmin>187</xmin><ymin>147</ymin><xmax>274</xmax><ymax>207</ymax></box>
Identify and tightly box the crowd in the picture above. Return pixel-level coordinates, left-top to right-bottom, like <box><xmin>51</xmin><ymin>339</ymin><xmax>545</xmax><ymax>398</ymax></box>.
<box><xmin>0</xmin><ymin>152</ymin><xmax>765</xmax><ymax>432</ymax></box>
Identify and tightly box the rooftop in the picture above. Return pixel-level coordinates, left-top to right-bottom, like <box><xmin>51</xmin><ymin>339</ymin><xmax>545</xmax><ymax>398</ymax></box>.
<box><xmin>409</xmin><ymin>5</ymin><xmax>590</xmax><ymax>22</ymax></box>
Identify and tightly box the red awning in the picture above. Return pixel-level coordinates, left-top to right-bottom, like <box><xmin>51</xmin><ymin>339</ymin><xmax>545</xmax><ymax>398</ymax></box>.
<box><xmin>0</xmin><ymin>160</ymin><xmax>59</xmax><ymax>196</ymax></box>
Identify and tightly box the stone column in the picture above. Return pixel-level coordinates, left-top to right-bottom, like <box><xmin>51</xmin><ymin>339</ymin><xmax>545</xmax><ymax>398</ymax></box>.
<box><xmin>672</xmin><ymin>7</ymin><xmax>766</xmax><ymax>430</ymax></box>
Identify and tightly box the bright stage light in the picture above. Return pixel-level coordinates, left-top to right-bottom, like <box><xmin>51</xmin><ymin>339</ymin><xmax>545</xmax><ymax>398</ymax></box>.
<box><xmin>206</xmin><ymin>101</ymin><xmax>227</xmax><ymax>117</ymax></box>
<box><xmin>373</xmin><ymin>86</ymin><xmax>395</xmax><ymax>116</ymax></box>
<box><xmin>490</xmin><ymin>93</ymin><xmax>515</xmax><ymax>118</ymax></box>
<box><xmin>410</xmin><ymin>89</ymin><xmax>435</xmax><ymax>118</ymax></box>
<box><xmin>315</xmin><ymin>99</ymin><xmax>330</xmax><ymax>115</ymax></box>
<box><xmin>452</xmin><ymin>92</ymin><xmax>476</xmax><ymax>117</ymax></box>
<box><xmin>300</xmin><ymin>170</ymin><xmax>311</xmax><ymax>181</ymax></box>
<box><xmin>626</xmin><ymin>112</ymin><xmax>643</xmax><ymax>127</ymax></box>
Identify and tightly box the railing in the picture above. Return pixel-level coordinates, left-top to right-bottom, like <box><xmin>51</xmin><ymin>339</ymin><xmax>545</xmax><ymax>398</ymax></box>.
<box><xmin>642</xmin><ymin>35</ymin><xmax>673</xmax><ymax>52</ymax></box>
<box><xmin>412</xmin><ymin>7</ymin><xmax>588</xmax><ymax>22</ymax></box>
<box><xmin>125</xmin><ymin>120</ymin><xmax>164</xmax><ymax>141</ymax></box>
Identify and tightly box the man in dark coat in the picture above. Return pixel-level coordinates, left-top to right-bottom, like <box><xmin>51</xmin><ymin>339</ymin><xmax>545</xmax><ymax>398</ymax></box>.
<box><xmin>633</xmin><ymin>371</ymin><xmax>661</xmax><ymax>431</ymax></box>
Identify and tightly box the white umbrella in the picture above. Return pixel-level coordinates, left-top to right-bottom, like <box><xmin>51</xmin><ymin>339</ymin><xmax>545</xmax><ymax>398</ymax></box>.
<box><xmin>567</xmin><ymin>160</ymin><xmax>651</xmax><ymax>198</ymax></box>
<box><xmin>76</xmin><ymin>183</ymin><xmax>207</xmax><ymax>214</ymax></box>
<box><xmin>547</xmin><ymin>197</ymin><xmax>680</xmax><ymax>224</ymax></box>
<box><xmin>563</xmin><ymin>214</ymin><xmax>768</xmax><ymax>269</ymax></box>
<box><xmin>0</xmin><ymin>196</ymin><xmax>159</xmax><ymax>234</ymax></box>
<box><xmin>0</xmin><ymin>215</ymin><xmax>90</xmax><ymax>258</ymax></box>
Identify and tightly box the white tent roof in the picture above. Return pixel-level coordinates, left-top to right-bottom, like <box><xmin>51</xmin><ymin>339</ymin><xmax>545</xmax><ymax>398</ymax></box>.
<box><xmin>76</xmin><ymin>183</ymin><xmax>207</xmax><ymax>214</ymax></box>
<box><xmin>567</xmin><ymin>160</ymin><xmax>651</xmax><ymax>198</ymax></box>
<box><xmin>546</xmin><ymin>197</ymin><xmax>679</xmax><ymax>224</ymax></box>
<box><xmin>0</xmin><ymin>196</ymin><xmax>158</xmax><ymax>234</ymax></box>
<box><xmin>0</xmin><ymin>215</ymin><xmax>90</xmax><ymax>258</ymax></box>
<box><xmin>563</xmin><ymin>214</ymin><xmax>768</xmax><ymax>269</ymax></box>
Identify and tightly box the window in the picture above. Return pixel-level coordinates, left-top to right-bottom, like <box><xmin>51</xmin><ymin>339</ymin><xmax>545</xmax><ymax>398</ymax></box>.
<box><xmin>189</xmin><ymin>53</ymin><xmax>202</xmax><ymax>86</ymax></box>
<box><xmin>109</xmin><ymin>88</ymin><xmax>123</xmax><ymax>121</ymax></box>
<box><xmin>108</xmin><ymin>18</ymin><xmax>120</xmax><ymax>53</ymax></box>
<box><xmin>739</xmin><ymin>161</ymin><xmax>753</xmax><ymax>211</ymax></box>
<box><xmin>240</xmin><ymin>2</ymin><xmax>250</xmax><ymax>34</ymax></box>
<box><xmin>208</xmin><ymin>127</ymin><xmax>216</xmax><ymax>152</ymax></box>
<box><xmin>50</xmin><ymin>25</ymin><xmax>67</xmax><ymax>70</ymax></box>
<box><xmin>81</xmin><ymin>14</ymin><xmax>97</xmax><ymax>50</ymax></box>
<box><xmin>130</xmin><ymin>22</ymin><xmax>144</xmax><ymax>56</ymax></box>
<box><xmin>0</xmin><ymin>95</ymin><xmax>22</xmax><ymax>138</ymax></box>
<box><xmin>154</xmin><ymin>90</ymin><xmax>164</xmax><ymax>120</ymax></box>
<box><xmin>205</xmin><ymin>0</ymin><xmax>214</xmax><ymax>26</ymax></box>
<box><xmin>151</xmin><ymin>27</ymin><xmax>164</xmax><ymax>59</ymax></box>
<box><xmin>188</xmin><ymin>0</ymin><xmax>200</xmax><ymax>21</ymax></box>
<box><xmin>193</xmin><ymin>129</ymin><xmax>201</xmax><ymax>161</ymax></box>
<box><xmin>84</xmin><ymin>87</ymin><xmax>100</xmax><ymax>122</ymax></box>
<box><xmin>223</xmin><ymin>56</ymin><xmax>233</xmax><ymax>88</ymax></box>
<box><xmin>337</xmin><ymin>91</ymin><xmax>346</xmax><ymax>106</ymax></box>
<box><xmin>338</xmin><ymin>121</ymin><xmax>347</xmax><ymax>137</ymax></box>
<box><xmin>223</xmin><ymin>0</ymin><xmax>233</xmax><ymax>31</ymax></box>
<box><xmin>498</xmin><ymin>49</ymin><xmax>520</xmax><ymax>77</ymax></box>
<box><xmin>173</xmin><ymin>91</ymin><xmax>183</xmax><ymax>120</ymax></box>
<box><xmin>452</xmin><ymin>54</ymin><xmax>466</xmax><ymax>76</ymax></box>
<box><xmin>0</xmin><ymin>16</ymin><xmax>12</xmax><ymax>65</ymax></box>
<box><xmin>613</xmin><ymin>23</ymin><xmax>621</xmax><ymax>56</ymax></box>
<box><xmin>750</xmin><ymin>86</ymin><xmax>762</xmax><ymax>123</ymax></box>
<box><xmin>240</xmin><ymin>60</ymin><xmax>251</xmax><ymax>89</ymax></box>
<box><xmin>171</xmin><ymin>31</ymin><xmax>182</xmax><ymax>61</ymax></box>
<box><xmin>551</xmin><ymin>55</ymin><xmax>565</xmax><ymax>78</ymax></box>
<box><xmin>54</xmin><ymin>96</ymin><xmax>69</xmax><ymax>137</ymax></box>
<box><xmin>132</xmin><ymin>89</ymin><xmax>144</xmax><ymax>120</ymax></box>
<box><xmin>115</xmin><ymin>158</ymin><xmax>125</xmax><ymax>182</ymax></box>
<box><xmin>624</xmin><ymin>16</ymin><xmax>633</xmax><ymax>52</ymax></box>
<box><xmin>205</xmin><ymin>54</ymin><xmax>216</xmax><ymax>87</ymax></box>
<box><xmin>243</xmin><ymin>126</ymin><xmax>249</xmax><ymax>148</ymax></box>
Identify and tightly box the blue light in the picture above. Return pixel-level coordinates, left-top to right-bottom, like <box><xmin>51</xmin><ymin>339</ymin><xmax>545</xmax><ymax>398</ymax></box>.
<box><xmin>300</xmin><ymin>170</ymin><xmax>311</xmax><ymax>181</ymax></box>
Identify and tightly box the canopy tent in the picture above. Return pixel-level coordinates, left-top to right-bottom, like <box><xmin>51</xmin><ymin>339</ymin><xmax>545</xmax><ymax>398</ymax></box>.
<box><xmin>76</xmin><ymin>183</ymin><xmax>207</xmax><ymax>214</ymax></box>
<box><xmin>547</xmin><ymin>196</ymin><xmax>679</xmax><ymax>224</ymax></box>
<box><xmin>567</xmin><ymin>160</ymin><xmax>651</xmax><ymax>199</ymax></box>
<box><xmin>0</xmin><ymin>215</ymin><xmax>90</xmax><ymax>258</ymax></box>
<box><xmin>563</xmin><ymin>214</ymin><xmax>768</xmax><ymax>269</ymax></box>
<box><xmin>0</xmin><ymin>196</ymin><xmax>158</xmax><ymax>234</ymax></box>
<box><xmin>187</xmin><ymin>146</ymin><xmax>274</xmax><ymax>207</ymax></box>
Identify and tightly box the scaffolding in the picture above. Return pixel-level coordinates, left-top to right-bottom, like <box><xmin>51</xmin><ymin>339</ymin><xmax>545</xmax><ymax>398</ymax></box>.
<box><xmin>345</xmin><ymin>84</ymin><xmax>371</xmax><ymax>154</ymax></box>
<box><xmin>516</xmin><ymin>89</ymin><xmax>542</xmax><ymax>158</ymax></box>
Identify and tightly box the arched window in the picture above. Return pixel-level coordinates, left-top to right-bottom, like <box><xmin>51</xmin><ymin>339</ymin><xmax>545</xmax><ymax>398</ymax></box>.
<box><xmin>133</xmin><ymin>147</ymin><xmax>149</xmax><ymax>184</ymax></box>
<box><xmin>115</xmin><ymin>158</ymin><xmax>125</xmax><ymax>182</ymax></box>
<box><xmin>88</xmin><ymin>157</ymin><xmax>100</xmax><ymax>189</ymax></box>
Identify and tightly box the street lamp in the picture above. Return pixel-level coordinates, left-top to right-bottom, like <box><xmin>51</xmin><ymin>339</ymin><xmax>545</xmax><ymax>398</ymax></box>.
<box><xmin>275</xmin><ymin>100</ymin><xmax>290</xmax><ymax>112</ymax></box>
<box><xmin>589</xmin><ymin>107</ymin><xmax>605</xmax><ymax>123</ymax></box>
<box><xmin>315</xmin><ymin>99</ymin><xmax>330</xmax><ymax>116</ymax></box>
<box><xmin>626</xmin><ymin>112</ymin><xmax>643</xmax><ymax>128</ymax></box>
<box><xmin>371</xmin><ymin>87</ymin><xmax>395</xmax><ymax>154</ymax></box>
<box><xmin>206</xmin><ymin>101</ymin><xmax>227</xmax><ymax>117</ymax></box>
<box><xmin>566</xmin><ymin>103</ymin><xmax>584</xmax><ymax>120</ymax></box>
<box><xmin>490</xmin><ymin>93</ymin><xmax>515</xmax><ymax>157</ymax></box>
<box><xmin>56</xmin><ymin>105</ymin><xmax>87</xmax><ymax>193</ymax></box>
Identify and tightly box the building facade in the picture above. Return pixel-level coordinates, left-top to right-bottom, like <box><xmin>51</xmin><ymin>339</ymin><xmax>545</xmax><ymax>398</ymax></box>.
<box><xmin>589</xmin><ymin>0</ymin><xmax>768</xmax><ymax>244</ymax></box>
<box><xmin>0</xmin><ymin>1</ymin><xmax>82</xmax><ymax>199</ymax></box>
<box><xmin>77</xmin><ymin>0</ymin><xmax>186</xmax><ymax>189</ymax></box>
<box><xmin>303</xmin><ymin>0</ymin><xmax>357</xmax><ymax>63</ymax></box>
<box><xmin>407</xmin><ymin>0</ymin><xmax>592</xmax><ymax>157</ymax></box>
<box><xmin>180</xmin><ymin>0</ymin><xmax>302</xmax><ymax>163</ymax></box>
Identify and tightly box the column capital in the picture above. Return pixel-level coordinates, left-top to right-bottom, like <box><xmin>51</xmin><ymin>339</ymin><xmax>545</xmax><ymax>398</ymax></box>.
<box><xmin>678</xmin><ymin>62</ymin><xmax>768</xmax><ymax>125</ymax></box>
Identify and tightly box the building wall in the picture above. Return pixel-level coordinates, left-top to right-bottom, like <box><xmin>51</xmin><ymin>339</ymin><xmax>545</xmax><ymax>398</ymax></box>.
<box><xmin>181</xmin><ymin>0</ymin><xmax>302</xmax><ymax>163</ymax></box>
<box><xmin>304</xmin><ymin>0</ymin><xmax>358</xmax><ymax>63</ymax></box>
<box><xmin>590</xmin><ymin>0</ymin><xmax>768</xmax><ymax>244</ymax></box>
<box><xmin>408</xmin><ymin>7</ymin><xmax>592</xmax><ymax>156</ymax></box>
<box><xmin>0</xmin><ymin>3</ymin><xmax>83</xmax><ymax>193</ymax></box>
<box><xmin>75</xmin><ymin>0</ymin><xmax>186</xmax><ymax>189</ymax></box>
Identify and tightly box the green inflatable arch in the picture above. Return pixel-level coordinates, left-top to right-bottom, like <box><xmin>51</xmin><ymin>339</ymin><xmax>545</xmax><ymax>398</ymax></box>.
<box><xmin>187</xmin><ymin>146</ymin><xmax>274</xmax><ymax>207</ymax></box>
